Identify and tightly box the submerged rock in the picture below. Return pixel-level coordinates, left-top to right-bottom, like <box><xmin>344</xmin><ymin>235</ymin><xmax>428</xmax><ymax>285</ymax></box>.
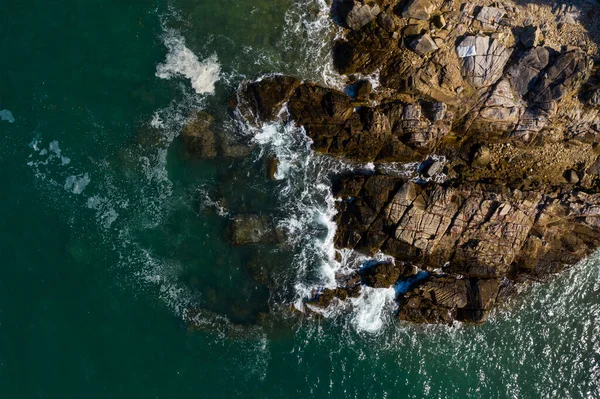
<box><xmin>229</xmin><ymin>214</ymin><xmax>284</xmax><ymax>246</ymax></box>
<box><xmin>180</xmin><ymin>111</ymin><xmax>218</xmax><ymax>159</ymax></box>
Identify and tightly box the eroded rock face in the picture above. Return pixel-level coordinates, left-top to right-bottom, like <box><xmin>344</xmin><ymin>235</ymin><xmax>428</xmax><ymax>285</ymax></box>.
<box><xmin>457</xmin><ymin>36</ymin><xmax>512</xmax><ymax>88</ymax></box>
<box><xmin>284</xmin><ymin>83</ymin><xmax>452</xmax><ymax>162</ymax></box>
<box><xmin>333</xmin><ymin>175</ymin><xmax>600</xmax><ymax>322</ymax></box>
<box><xmin>235</xmin><ymin>75</ymin><xmax>301</xmax><ymax>123</ymax></box>
<box><xmin>360</xmin><ymin>261</ymin><xmax>414</xmax><ymax>288</ymax></box>
<box><xmin>230</xmin><ymin>0</ymin><xmax>600</xmax><ymax>325</ymax></box>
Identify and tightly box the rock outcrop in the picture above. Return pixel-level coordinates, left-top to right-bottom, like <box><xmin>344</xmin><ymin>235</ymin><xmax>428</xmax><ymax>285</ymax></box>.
<box><xmin>232</xmin><ymin>0</ymin><xmax>600</xmax><ymax>325</ymax></box>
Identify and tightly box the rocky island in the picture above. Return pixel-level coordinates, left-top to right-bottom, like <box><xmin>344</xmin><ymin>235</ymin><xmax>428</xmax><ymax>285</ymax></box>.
<box><xmin>185</xmin><ymin>0</ymin><xmax>600</xmax><ymax>326</ymax></box>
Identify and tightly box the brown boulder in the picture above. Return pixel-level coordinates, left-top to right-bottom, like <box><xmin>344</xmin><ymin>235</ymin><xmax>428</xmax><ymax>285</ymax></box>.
<box><xmin>236</xmin><ymin>75</ymin><xmax>301</xmax><ymax>123</ymax></box>
<box><xmin>359</xmin><ymin>261</ymin><xmax>414</xmax><ymax>288</ymax></box>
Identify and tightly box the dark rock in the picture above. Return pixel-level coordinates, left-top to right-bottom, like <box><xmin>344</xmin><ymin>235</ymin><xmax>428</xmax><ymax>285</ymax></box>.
<box><xmin>236</xmin><ymin>76</ymin><xmax>301</xmax><ymax>123</ymax></box>
<box><xmin>403</xmin><ymin>24</ymin><xmax>426</xmax><ymax>37</ymax></box>
<box><xmin>180</xmin><ymin>111</ymin><xmax>217</xmax><ymax>159</ymax></box>
<box><xmin>333</xmin><ymin>19</ymin><xmax>398</xmax><ymax>75</ymax></box>
<box><xmin>219</xmin><ymin>132</ymin><xmax>255</xmax><ymax>158</ymax></box>
<box><xmin>354</xmin><ymin>79</ymin><xmax>372</xmax><ymax>100</ymax></box>
<box><xmin>359</xmin><ymin>261</ymin><xmax>414</xmax><ymax>288</ymax></box>
<box><xmin>564</xmin><ymin>169</ymin><xmax>579</xmax><ymax>184</ymax></box>
<box><xmin>527</xmin><ymin>50</ymin><xmax>592</xmax><ymax>105</ymax></box>
<box><xmin>519</xmin><ymin>25</ymin><xmax>542</xmax><ymax>48</ymax></box>
<box><xmin>422</xmin><ymin>102</ymin><xmax>447</xmax><ymax>121</ymax></box>
<box><xmin>431</xmin><ymin>14</ymin><xmax>445</xmax><ymax>29</ymax></box>
<box><xmin>333</xmin><ymin>0</ymin><xmax>380</xmax><ymax>31</ymax></box>
<box><xmin>335</xmin><ymin>176</ymin><xmax>600</xmax><ymax>283</ymax></box>
<box><xmin>376</xmin><ymin>12</ymin><xmax>395</xmax><ymax>32</ymax></box>
<box><xmin>506</xmin><ymin>47</ymin><xmax>550</xmax><ymax>96</ymax></box>
<box><xmin>588</xmin><ymin>156</ymin><xmax>600</xmax><ymax>176</ymax></box>
<box><xmin>229</xmin><ymin>0</ymin><xmax>600</xmax><ymax>326</ymax></box>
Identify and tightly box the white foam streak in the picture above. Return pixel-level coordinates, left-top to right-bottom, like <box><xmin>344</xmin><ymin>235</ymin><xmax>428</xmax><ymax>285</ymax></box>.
<box><xmin>250</xmin><ymin>108</ymin><xmax>399</xmax><ymax>331</ymax></box>
<box><xmin>156</xmin><ymin>31</ymin><xmax>221</xmax><ymax>95</ymax></box>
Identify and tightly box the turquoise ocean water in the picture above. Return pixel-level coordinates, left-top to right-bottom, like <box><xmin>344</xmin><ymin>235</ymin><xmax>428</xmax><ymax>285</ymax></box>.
<box><xmin>0</xmin><ymin>0</ymin><xmax>599</xmax><ymax>397</ymax></box>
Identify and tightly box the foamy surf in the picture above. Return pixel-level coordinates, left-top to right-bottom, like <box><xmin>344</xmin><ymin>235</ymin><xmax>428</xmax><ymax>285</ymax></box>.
<box><xmin>247</xmin><ymin>107</ymin><xmax>403</xmax><ymax>332</ymax></box>
<box><xmin>156</xmin><ymin>30</ymin><xmax>221</xmax><ymax>95</ymax></box>
<box><xmin>350</xmin><ymin>286</ymin><xmax>396</xmax><ymax>333</ymax></box>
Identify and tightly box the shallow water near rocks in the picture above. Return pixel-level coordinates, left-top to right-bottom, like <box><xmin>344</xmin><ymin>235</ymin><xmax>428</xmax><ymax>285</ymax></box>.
<box><xmin>0</xmin><ymin>0</ymin><xmax>599</xmax><ymax>397</ymax></box>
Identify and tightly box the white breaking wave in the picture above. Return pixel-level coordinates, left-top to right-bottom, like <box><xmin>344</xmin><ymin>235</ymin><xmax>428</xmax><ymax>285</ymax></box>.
<box><xmin>350</xmin><ymin>286</ymin><xmax>396</xmax><ymax>333</ymax></box>
<box><xmin>0</xmin><ymin>109</ymin><xmax>15</xmax><ymax>123</ymax></box>
<box><xmin>156</xmin><ymin>30</ymin><xmax>221</xmax><ymax>95</ymax></box>
<box><xmin>249</xmin><ymin>108</ymin><xmax>399</xmax><ymax>332</ymax></box>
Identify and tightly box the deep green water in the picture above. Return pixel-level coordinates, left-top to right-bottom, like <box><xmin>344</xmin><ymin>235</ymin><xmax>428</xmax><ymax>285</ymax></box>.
<box><xmin>0</xmin><ymin>0</ymin><xmax>599</xmax><ymax>398</ymax></box>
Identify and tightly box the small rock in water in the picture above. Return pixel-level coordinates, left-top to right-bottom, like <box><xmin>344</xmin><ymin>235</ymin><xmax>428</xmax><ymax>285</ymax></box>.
<box><xmin>266</xmin><ymin>156</ymin><xmax>280</xmax><ymax>181</ymax></box>
<box><xmin>359</xmin><ymin>261</ymin><xmax>414</xmax><ymax>288</ymax></box>
<box><xmin>219</xmin><ymin>133</ymin><xmax>255</xmax><ymax>158</ymax></box>
<box><xmin>0</xmin><ymin>109</ymin><xmax>14</xmax><ymax>123</ymax></box>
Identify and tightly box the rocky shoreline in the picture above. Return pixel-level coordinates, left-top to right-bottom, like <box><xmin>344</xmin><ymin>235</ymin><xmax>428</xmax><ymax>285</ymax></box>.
<box><xmin>184</xmin><ymin>0</ymin><xmax>600</xmax><ymax>325</ymax></box>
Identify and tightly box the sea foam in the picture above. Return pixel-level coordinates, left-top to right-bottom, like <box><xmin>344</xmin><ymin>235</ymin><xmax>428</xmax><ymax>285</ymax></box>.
<box><xmin>64</xmin><ymin>173</ymin><xmax>91</xmax><ymax>194</ymax></box>
<box><xmin>156</xmin><ymin>31</ymin><xmax>221</xmax><ymax>95</ymax></box>
<box><xmin>0</xmin><ymin>109</ymin><xmax>15</xmax><ymax>123</ymax></box>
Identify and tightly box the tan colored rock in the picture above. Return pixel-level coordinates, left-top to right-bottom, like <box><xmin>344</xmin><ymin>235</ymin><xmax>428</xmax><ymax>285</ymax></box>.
<box><xmin>403</xmin><ymin>0</ymin><xmax>436</xmax><ymax>21</ymax></box>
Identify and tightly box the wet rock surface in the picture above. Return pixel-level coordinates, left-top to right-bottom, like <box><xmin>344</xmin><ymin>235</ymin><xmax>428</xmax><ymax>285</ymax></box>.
<box><xmin>232</xmin><ymin>0</ymin><xmax>600</xmax><ymax>325</ymax></box>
